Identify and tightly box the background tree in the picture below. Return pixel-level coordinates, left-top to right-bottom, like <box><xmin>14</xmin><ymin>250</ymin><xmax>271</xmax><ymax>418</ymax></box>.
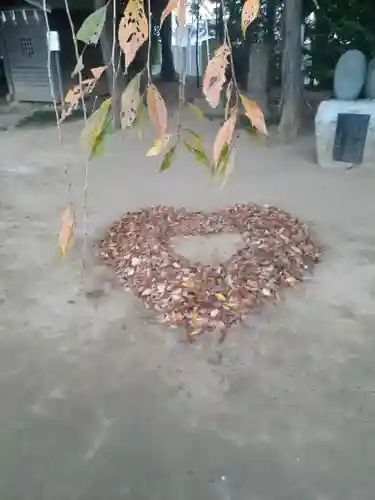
<box><xmin>278</xmin><ymin>0</ymin><xmax>302</xmax><ymax>140</ymax></box>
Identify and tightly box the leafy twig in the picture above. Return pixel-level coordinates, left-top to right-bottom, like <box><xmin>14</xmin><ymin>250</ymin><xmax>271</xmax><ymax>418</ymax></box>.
<box><xmin>42</xmin><ymin>1</ymin><xmax>74</xmax><ymax>223</ymax></box>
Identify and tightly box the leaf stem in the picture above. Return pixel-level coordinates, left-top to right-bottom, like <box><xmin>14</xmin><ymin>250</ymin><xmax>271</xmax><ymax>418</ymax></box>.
<box><xmin>220</xmin><ymin>0</ymin><xmax>239</xmax><ymax>103</ymax></box>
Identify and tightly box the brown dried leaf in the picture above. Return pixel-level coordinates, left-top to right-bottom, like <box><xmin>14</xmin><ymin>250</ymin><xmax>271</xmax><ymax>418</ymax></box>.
<box><xmin>240</xmin><ymin>94</ymin><xmax>268</xmax><ymax>136</ymax></box>
<box><xmin>147</xmin><ymin>84</ymin><xmax>168</xmax><ymax>139</ymax></box>
<box><xmin>60</xmin><ymin>78</ymin><xmax>97</xmax><ymax>122</ymax></box>
<box><xmin>59</xmin><ymin>206</ymin><xmax>74</xmax><ymax>259</ymax></box>
<box><xmin>241</xmin><ymin>0</ymin><xmax>260</xmax><ymax>37</ymax></box>
<box><xmin>91</xmin><ymin>66</ymin><xmax>106</xmax><ymax>80</ymax></box>
<box><xmin>99</xmin><ymin>203</ymin><xmax>322</xmax><ymax>341</ymax></box>
<box><xmin>118</xmin><ymin>0</ymin><xmax>148</xmax><ymax>69</ymax></box>
<box><xmin>202</xmin><ymin>44</ymin><xmax>230</xmax><ymax>108</ymax></box>
<box><xmin>213</xmin><ymin>107</ymin><xmax>237</xmax><ymax>167</ymax></box>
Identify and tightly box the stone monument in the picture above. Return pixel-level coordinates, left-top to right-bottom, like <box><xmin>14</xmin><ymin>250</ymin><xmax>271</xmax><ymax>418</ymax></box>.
<box><xmin>315</xmin><ymin>49</ymin><xmax>375</xmax><ymax>168</ymax></box>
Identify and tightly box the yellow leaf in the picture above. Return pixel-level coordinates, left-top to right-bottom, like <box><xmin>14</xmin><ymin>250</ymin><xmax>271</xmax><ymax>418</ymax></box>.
<box><xmin>240</xmin><ymin>94</ymin><xmax>268</xmax><ymax>136</ymax></box>
<box><xmin>193</xmin><ymin>308</ymin><xmax>199</xmax><ymax>322</ymax></box>
<box><xmin>215</xmin><ymin>292</ymin><xmax>226</xmax><ymax>301</ymax></box>
<box><xmin>147</xmin><ymin>134</ymin><xmax>170</xmax><ymax>156</ymax></box>
<box><xmin>241</xmin><ymin>0</ymin><xmax>260</xmax><ymax>38</ymax></box>
<box><xmin>213</xmin><ymin>107</ymin><xmax>237</xmax><ymax>168</ymax></box>
<box><xmin>59</xmin><ymin>206</ymin><xmax>75</xmax><ymax>259</ymax></box>
<box><xmin>160</xmin><ymin>0</ymin><xmax>178</xmax><ymax>26</ymax></box>
<box><xmin>203</xmin><ymin>44</ymin><xmax>230</xmax><ymax>108</ymax></box>
<box><xmin>118</xmin><ymin>0</ymin><xmax>148</xmax><ymax>69</ymax></box>
<box><xmin>147</xmin><ymin>84</ymin><xmax>168</xmax><ymax>139</ymax></box>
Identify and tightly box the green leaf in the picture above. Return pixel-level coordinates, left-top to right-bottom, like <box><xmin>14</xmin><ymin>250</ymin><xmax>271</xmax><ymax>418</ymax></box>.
<box><xmin>216</xmin><ymin>142</ymin><xmax>231</xmax><ymax>175</ymax></box>
<box><xmin>76</xmin><ymin>6</ymin><xmax>107</xmax><ymax>45</ymax></box>
<box><xmin>71</xmin><ymin>54</ymin><xmax>84</xmax><ymax>77</ymax></box>
<box><xmin>159</xmin><ymin>146</ymin><xmax>177</xmax><ymax>172</ymax></box>
<box><xmin>90</xmin><ymin>114</ymin><xmax>113</xmax><ymax>159</ymax></box>
<box><xmin>183</xmin><ymin>141</ymin><xmax>211</xmax><ymax>168</ymax></box>
<box><xmin>184</xmin><ymin>128</ymin><xmax>201</xmax><ymax>142</ymax></box>
<box><xmin>80</xmin><ymin>97</ymin><xmax>112</xmax><ymax>159</ymax></box>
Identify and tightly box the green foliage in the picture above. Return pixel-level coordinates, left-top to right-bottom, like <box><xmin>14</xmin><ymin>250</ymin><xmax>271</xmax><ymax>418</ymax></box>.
<box><xmin>159</xmin><ymin>146</ymin><xmax>177</xmax><ymax>172</ymax></box>
<box><xmin>81</xmin><ymin>98</ymin><xmax>113</xmax><ymax>160</ymax></box>
<box><xmin>183</xmin><ymin>129</ymin><xmax>212</xmax><ymax>168</ymax></box>
<box><xmin>76</xmin><ymin>6</ymin><xmax>107</xmax><ymax>45</ymax></box>
<box><xmin>305</xmin><ymin>0</ymin><xmax>375</xmax><ymax>88</ymax></box>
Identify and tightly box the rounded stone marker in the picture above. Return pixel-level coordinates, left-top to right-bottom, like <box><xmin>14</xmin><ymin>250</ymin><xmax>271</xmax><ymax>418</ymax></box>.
<box><xmin>365</xmin><ymin>57</ymin><xmax>375</xmax><ymax>99</ymax></box>
<box><xmin>333</xmin><ymin>49</ymin><xmax>366</xmax><ymax>100</ymax></box>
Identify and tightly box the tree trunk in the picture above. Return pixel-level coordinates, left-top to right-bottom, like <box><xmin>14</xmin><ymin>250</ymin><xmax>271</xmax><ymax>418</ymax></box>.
<box><xmin>247</xmin><ymin>42</ymin><xmax>270</xmax><ymax>119</ymax></box>
<box><xmin>265</xmin><ymin>0</ymin><xmax>276</xmax><ymax>90</ymax></box>
<box><xmin>160</xmin><ymin>14</ymin><xmax>176</xmax><ymax>81</ymax></box>
<box><xmin>94</xmin><ymin>0</ymin><xmax>123</xmax><ymax>130</ymax></box>
<box><xmin>278</xmin><ymin>0</ymin><xmax>303</xmax><ymax>141</ymax></box>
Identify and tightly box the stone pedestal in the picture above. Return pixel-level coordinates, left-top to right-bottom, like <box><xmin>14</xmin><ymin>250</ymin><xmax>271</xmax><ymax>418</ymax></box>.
<box><xmin>315</xmin><ymin>99</ymin><xmax>375</xmax><ymax>168</ymax></box>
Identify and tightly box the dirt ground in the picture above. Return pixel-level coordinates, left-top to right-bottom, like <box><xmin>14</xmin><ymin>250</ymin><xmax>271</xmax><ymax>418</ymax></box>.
<box><xmin>1</xmin><ymin>113</ymin><xmax>375</xmax><ymax>500</ymax></box>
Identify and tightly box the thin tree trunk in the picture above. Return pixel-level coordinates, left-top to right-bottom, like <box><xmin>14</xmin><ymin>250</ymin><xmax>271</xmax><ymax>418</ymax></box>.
<box><xmin>160</xmin><ymin>13</ymin><xmax>176</xmax><ymax>81</ymax></box>
<box><xmin>278</xmin><ymin>0</ymin><xmax>303</xmax><ymax>141</ymax></box>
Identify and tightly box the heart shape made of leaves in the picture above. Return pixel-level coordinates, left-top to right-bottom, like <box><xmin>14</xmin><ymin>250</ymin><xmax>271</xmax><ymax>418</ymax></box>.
<box><xmin>100</xmin><ymin>204</ymin><xmax>322</xmax><ymax>341</ymax></box>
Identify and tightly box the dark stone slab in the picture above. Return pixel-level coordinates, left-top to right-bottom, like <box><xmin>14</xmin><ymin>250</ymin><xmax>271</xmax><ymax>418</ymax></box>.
<box><xmin>333</xmin><ymin>113</ymin><xmax>370</xmax><ymax>164</ymax></box>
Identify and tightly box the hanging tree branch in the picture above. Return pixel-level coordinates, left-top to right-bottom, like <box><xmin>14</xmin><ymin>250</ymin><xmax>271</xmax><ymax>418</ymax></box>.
<box><xmin>56</xmin><ymin>0</ymin><xmax>267</xmax><ymax>258</ymax></box>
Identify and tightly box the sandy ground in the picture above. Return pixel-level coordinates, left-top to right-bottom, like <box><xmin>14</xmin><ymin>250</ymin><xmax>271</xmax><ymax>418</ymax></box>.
<box><xmin>1</xmin><ymin>114</ymin><xmax>375</xmax><ymax>500</ymax></box>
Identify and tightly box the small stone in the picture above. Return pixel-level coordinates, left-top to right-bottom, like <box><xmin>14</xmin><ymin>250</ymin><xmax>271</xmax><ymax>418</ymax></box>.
<box><xmin>333</xmin><ymin>50</ymin><xmax>366</xmax><ymax>100</ymax></box>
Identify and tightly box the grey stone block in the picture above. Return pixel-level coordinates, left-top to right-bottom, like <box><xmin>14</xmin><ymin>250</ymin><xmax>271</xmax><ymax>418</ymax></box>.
<box><xmin>315</xmin><ymin>99</ymin><xmax>375</xmax><ymax>168</ymax></box>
